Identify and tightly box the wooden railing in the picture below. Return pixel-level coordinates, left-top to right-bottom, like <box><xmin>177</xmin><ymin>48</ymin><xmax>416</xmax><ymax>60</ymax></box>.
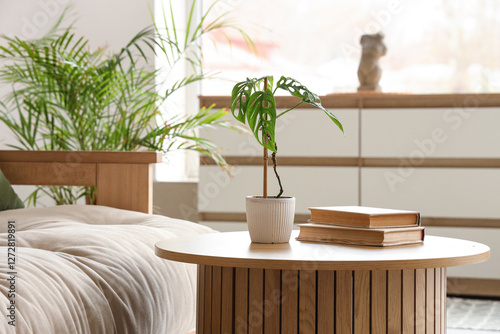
<box><xmin>200</xmin><ymin>93</ymin><xmax>500</xmax><ymax>109</ymax></box>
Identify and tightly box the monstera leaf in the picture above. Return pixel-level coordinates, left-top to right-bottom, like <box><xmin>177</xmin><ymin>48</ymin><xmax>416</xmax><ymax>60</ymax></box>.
<box><xmin>246</xmin><ymin>88</ymin><xmax>276</xmax><ymax>151</ymax></box>
<box><xmin>230</xmin><ymin>75</ymin><xmax>343</xmax><ymax>154</ymax></box>
<box><xmin>230</xmin><ymin>80</ymin><xmax>251</xmax><ymax>123</ymax></box>
<box><xmin>275</xmin><ymin>76</ymin><xmax>343</xmax><ymax>132</ymax></box>
<box><xmin>231</xmin><ymin>76</ymin><xmax>277</xmax><ymax>151</ymax></box>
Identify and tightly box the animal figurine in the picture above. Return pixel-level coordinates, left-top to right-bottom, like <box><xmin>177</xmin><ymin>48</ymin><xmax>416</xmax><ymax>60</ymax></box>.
<box><xmin>357</xmin><ymin>32</ymin><xmax>387</xmax><ymax>92</ymax></box>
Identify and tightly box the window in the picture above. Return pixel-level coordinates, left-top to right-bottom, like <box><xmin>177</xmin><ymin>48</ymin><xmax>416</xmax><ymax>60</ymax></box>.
<box><xmin>202</xmin><ymin>0</ymin><xmax>500</xmax><ymax>95</ymax></box>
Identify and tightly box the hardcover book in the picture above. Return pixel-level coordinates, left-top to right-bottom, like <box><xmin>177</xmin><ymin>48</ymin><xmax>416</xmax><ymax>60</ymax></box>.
<box><xmin>296</xmin><ymin>223</ymin><xmax>425</xmax><ymax>247</ymax></box>
<box><xmin>308</xmin><ymin>206</ymin><xmax>420</xmax><ymax>228</ymax></box>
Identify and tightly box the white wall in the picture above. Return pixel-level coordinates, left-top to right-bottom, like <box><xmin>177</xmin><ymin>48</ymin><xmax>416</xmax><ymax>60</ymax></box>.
<box><xmin>0</xmin><ymin>0</ymin><xmax>156</xmax><ymax>151</ymax></box>
<box><xmin>0</xmin><ymin>0</ymin><xmax>155</xmax><ymax>50</ymax></box>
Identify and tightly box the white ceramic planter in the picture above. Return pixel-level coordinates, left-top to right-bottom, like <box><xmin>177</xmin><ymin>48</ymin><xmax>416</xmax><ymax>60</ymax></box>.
<box><xmin>246</xmin><ymin>196</ymin><xmax>295</xmax><ymax>243</ymax></box>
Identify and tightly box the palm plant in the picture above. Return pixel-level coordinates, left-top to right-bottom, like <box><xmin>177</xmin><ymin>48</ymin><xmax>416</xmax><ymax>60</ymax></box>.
<box><xmin>0</xmin><ymin>1</ymin><xmax>251</xmax><ymax>205</ymax></box>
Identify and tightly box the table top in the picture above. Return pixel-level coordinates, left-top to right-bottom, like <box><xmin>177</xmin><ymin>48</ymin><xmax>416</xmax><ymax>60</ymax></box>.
<box><xmin>155</xmin><ymin>231</ymin><xmax>490</xmax><ymax>271</ymax></box>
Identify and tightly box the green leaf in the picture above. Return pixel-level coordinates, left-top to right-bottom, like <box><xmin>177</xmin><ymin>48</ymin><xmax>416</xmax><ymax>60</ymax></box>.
<box><xmin>246</xmin><ymin>88</ymin><xmax>277</xmax><ymax>152</ymax></box>
<box><xmin>275</xmin><ymin>76</ymin><xmax>317</xmax><ymax>101</ymax></box>
<box><xmin>275</xmin><ymin>76</ymin><xmax>344</xmax><ymax>133</ymax></box>
<box><xmin>306</xmin><ymin>100</ymin><xmax>344</xmax><ymax>132</ymax></box>
<box><xmin>230</xmin><ymin>81</ymin><xmax>251</xmax><ymax>123</ymax></box>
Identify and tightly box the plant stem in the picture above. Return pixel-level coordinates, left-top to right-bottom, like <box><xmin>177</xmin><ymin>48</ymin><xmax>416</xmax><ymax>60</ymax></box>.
<box><xmin>277</xmin><ymin>101</ymin><xmax>304</xmax><ymax>118</ymax></box>
<box><xmin>263</xmin><ymin>77</ymin><xmax>268</xmax><ymax>198</ymax></box>
<box><xmin>271</xmin><ymin>143</ymin><xmax>283</xmax><ymax>198</ymax></box>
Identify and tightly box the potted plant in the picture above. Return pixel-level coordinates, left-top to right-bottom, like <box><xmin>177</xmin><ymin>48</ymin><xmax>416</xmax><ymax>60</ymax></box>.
<box><xmin>230</xmin><ymin>76</ymin><xmax>344</xmax><ymax>243</ymax></box>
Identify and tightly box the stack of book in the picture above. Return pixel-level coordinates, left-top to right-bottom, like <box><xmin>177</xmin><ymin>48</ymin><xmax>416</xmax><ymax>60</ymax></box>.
<box><xmin>296</xmin><ymin>206</ymin><xmax>425</xmax><ymax>247</ymax></box>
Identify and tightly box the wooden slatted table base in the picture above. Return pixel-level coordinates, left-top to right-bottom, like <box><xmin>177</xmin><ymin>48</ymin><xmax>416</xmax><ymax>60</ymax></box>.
<box><xmin>156</xmin><ymin>232</ymin><xmax>488</xmax><ymax>333</ymax></box>
<box><xmin>196</xmin><ymin>266</ymin><xmax>447</xmax><ymax>334</ymax></box>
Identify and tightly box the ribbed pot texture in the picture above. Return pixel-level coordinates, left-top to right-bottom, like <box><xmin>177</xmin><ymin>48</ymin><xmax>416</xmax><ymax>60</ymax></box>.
<box><xmin>246</xmin><ymin>196</ymin><xmax>295</xmax><ymax>243</ymax></box>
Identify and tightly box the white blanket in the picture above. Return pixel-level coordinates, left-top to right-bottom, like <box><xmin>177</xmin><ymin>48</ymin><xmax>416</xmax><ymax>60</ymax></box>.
<box><xmin>0</xmin><ymin>205</ymin><xmax>214</xmax><ymax>334</ymax></box>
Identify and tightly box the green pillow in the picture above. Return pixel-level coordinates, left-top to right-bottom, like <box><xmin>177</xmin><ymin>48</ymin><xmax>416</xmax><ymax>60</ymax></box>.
<box><xmin>0</xmin><ymin>169</ymin><xmax>24</xmax><ymax>211</ymax></box>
